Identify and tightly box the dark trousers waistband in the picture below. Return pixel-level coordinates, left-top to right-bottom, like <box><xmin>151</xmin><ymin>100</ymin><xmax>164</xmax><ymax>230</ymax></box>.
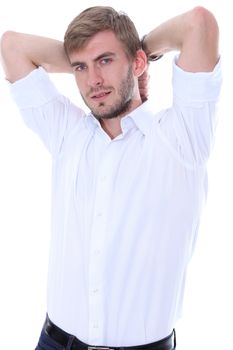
<box><xmin>43</xmin><ymin>315</ymin><xmax>176</xmax><ymax>350</ymax></box>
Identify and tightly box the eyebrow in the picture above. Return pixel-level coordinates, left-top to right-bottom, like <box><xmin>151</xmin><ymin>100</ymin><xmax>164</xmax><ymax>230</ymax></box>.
<box><xmin>70</xmin><ymin>51</ymin><xmax>116</xmax><ymax>68</ymax></box>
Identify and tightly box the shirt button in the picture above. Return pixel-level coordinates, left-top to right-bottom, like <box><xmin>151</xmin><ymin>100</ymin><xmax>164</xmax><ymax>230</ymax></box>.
<box><xmin>92</xmin><ymin>288</ymin><xmax>99</xmax><ymax>294</ymax></box>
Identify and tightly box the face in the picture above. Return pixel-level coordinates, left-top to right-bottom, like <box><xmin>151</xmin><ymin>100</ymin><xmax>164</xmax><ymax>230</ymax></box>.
<box><xmin>69</xmin><ymin>31</ymin><xmax>140</xmax><ymax>120</ymax></box>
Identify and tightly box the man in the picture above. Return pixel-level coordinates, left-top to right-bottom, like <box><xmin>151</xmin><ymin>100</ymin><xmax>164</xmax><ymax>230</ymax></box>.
<box><xmin>0</xmin><ymin>5</ymin><xmax>221</xmax><ymax>350</ymax></box>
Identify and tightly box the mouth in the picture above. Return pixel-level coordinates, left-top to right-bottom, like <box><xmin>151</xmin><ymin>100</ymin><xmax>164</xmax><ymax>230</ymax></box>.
<box><xmin>91</xmin><ymin>91</ymin><xmax>112</xmax><ymax>101</ymax></box>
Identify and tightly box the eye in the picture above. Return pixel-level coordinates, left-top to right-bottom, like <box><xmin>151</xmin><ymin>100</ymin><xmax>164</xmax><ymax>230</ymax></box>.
<box><xmin>73</xmin><ymin>63</ymin><xmax>87</xmax><ymax>72</ymax></box>
<box><xmin>100</xmin><ymin>57</ymin><xmax>112</xmax><ymax>65</ymax></box>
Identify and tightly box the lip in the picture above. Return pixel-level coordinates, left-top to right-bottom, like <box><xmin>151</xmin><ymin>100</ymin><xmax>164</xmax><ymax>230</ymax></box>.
<box><xmin>91</xmin><ymin>91</ymin><xmax>111</xmax><ymax>101</ymax></box>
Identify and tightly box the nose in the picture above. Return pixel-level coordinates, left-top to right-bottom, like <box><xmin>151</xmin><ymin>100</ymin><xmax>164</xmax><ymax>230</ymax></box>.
<box><xmin>87</xmin><ymin>66</ymin><xmax>104</xmax><ymax>87</ymax></box>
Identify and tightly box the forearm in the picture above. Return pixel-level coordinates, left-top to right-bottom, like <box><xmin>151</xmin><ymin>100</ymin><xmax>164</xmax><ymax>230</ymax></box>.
<box><xmin>142</xmin><ymin>7</ymin><xmax>219</xmax><ymax>72</ymax></box>
<box><xmin>0</xmin><ymin>31</ymin><xmax>72</xmax><ymax>82</ymax></box>
<box><xmin>142</xmin><ymin>11</ymin><xmax>192</xmax><ymax>57</ymax></box>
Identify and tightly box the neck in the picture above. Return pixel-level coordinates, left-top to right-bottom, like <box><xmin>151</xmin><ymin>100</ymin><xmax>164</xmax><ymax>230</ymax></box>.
<box><xmin>100</xmin><ymin>98</ymin><xmax>142</xmax><ymax>139</ymax></box>
<box><xmin>100</xmin><ymin>117</ymin><xmax>122</xmax><ymax>139</ymax></box>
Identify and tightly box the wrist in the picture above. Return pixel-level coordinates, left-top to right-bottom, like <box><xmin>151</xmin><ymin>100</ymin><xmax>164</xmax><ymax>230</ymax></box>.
<box><xmin>141</xmin><ymin>35</ymin><xmax>163</xmax><ymax>62</ymax></box>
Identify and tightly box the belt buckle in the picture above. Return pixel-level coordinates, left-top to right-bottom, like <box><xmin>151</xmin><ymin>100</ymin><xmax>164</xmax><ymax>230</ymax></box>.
<box><xmin>88</xmin><ymin>347</ymin><xmax>114</xmax><ymax>350</ymax></box>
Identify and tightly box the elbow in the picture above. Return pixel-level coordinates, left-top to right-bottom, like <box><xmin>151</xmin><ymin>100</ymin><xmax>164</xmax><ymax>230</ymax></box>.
<box><xmin>0</xmin><ymin>31</ymin><xmax>25</xmax><ymax>82</ymax></box>
<box><xmin>187</xmin><ymin>6</ymin><xmax>219</xmax><ymax>62</ymax></box>
<box><xmin>190</xmin><ymin>6</ymin><xmax>219</xmax><ymax>39</ymax></box>
<box><xmin>1</xmin><ymin>30</ymin><xmax>18</xmax><ymax>49</ymax></box>
<box><xmin>1</xmin><ymin>31</ymin><xmax>18</xmax><ymax>60</ymax></box>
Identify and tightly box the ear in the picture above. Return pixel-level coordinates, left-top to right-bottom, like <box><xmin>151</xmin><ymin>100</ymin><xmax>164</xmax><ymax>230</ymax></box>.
<box><xmin>133</xmin><ymin>49</ymin><xmax>148</xmax><ymax>77</ymax></box>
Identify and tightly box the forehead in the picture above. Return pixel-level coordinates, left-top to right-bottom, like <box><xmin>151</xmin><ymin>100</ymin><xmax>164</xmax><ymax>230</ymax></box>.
<box><xmin>69</xmin><ymin>30</ymin><xmax>126</xmax><ymax>62</ymax></box>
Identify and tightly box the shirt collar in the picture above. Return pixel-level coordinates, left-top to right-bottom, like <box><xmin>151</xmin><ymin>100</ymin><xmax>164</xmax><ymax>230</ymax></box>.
<box><xmin>84</xmin><ymin>100</ymin><xmax>155</xmax><ymax>136</ymax></box>
<box><xmin>125</xmin><ymin>100</ymin><xmax>155</xmax><ymax>136</ymax></box>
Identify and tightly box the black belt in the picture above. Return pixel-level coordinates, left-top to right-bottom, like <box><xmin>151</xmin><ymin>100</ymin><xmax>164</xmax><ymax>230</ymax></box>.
<box><xmin>43</xmin><ymin>315</ymin><xmax>176</xmax><ymax>350</ymax></box>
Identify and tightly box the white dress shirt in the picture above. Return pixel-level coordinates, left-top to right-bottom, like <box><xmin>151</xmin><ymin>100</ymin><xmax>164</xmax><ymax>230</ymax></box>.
<box><xmin>10</xmin><ymin>57</ymin><xmax>222</xmax><ymax>346</ymax></box>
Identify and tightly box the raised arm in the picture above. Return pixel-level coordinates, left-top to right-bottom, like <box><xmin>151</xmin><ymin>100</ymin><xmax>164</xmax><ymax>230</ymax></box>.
<box><xmin>142</xmin><ymin>6</ymin><xmax>219</xmax><ymax>72</ymax></box>
<box><xmin>0</xmin><ymin>31</ymin><xmax>72</xmax><ymax>83</ymax></box>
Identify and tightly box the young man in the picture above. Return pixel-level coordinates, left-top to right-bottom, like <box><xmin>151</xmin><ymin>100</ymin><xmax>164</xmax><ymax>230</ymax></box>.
<box><xmin>0</xmin><ymin>6</ymin><xmax>221</xmax><ymax>350</ymax></box>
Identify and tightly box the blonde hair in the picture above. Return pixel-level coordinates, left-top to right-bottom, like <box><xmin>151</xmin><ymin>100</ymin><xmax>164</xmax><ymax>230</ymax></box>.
<box><xmin>64</xmin><ymin>6</ymin><xmax>141</xmax><ymax>59</ymax></box>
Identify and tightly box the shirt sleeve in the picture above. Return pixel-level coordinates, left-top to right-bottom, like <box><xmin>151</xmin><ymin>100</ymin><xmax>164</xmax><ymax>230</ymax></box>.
<box><xmin>10</xmin><ymin>67</ymin><xmax>85</xmax><ymax>156</ymax></box>
<box><xmin>157</xmin><ymin>57</ymin><xmax>222</xmax><ymax>167</ymax></box>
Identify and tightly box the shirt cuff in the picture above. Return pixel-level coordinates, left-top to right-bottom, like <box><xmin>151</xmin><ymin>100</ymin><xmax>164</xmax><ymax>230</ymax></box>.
<box><xmin>172</xmin><ymin>56</ymin><xmax>222</xmax><ymax>105</ymax></box>
<box><xmin>10</xmin><ymin>67</ymin><xmax>60</xmax><ymax>109</ymax></box>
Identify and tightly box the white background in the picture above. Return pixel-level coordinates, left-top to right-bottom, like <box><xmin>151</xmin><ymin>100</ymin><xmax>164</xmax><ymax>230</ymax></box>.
<box><xmin>0</xmin><ymin>0</ymin><xmax>232</xmax><ymax>349</ymax></box>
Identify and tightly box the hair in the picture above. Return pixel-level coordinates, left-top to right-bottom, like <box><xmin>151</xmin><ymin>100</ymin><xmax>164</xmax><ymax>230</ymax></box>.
<box><xmin>64</xmin><ymin>6</ymin><xmax>141</xmax><ymax>59</ymax></box>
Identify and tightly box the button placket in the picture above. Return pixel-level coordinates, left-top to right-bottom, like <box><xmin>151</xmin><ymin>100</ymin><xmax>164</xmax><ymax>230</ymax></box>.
<box><xmin>88</xmin><ymin>144</ymin><xmax>115</xmax><ymax>344</ymax></box>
